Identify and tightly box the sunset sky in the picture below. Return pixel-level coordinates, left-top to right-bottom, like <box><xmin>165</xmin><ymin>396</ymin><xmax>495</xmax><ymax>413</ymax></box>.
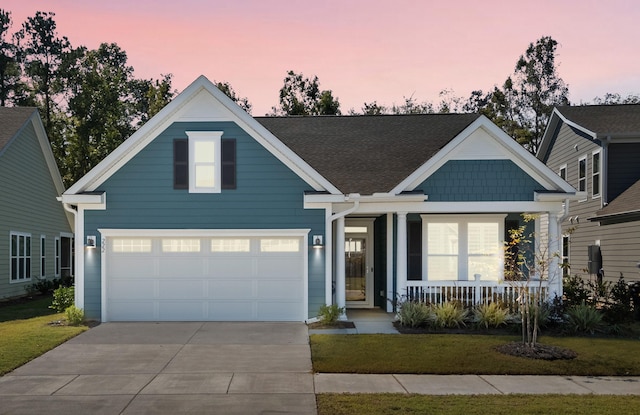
<box><xmin>4</xmin><ymin>0</ymin><xmax>639</xmax><ymax>115</ymax></box>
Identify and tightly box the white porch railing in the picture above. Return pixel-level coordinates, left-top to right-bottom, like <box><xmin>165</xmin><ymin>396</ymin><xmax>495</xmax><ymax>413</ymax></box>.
<box><xmin>405</xmin><ymin>278</ymin><xmax>549</xmax><ymax>312</ymax></box>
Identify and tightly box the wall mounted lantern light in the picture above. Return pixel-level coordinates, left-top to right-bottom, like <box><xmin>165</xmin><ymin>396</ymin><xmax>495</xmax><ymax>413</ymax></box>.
<box><xmin>313</xmin><ymin>235</ymin><xmax>324</xmax><ymax>248</ymax></box>
<box><xmin>86</xmin><ymin>235</ymin><xmax>97</xmax><ymax>248</ymax></box>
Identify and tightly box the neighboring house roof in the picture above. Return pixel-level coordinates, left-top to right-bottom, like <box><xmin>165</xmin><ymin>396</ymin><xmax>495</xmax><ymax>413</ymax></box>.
<box><xmin>256</xmin><ymin>114</ymin><xmax>480</xmax><ymax>194</ymax></box>
<box><xmin>0</xmin><ymin>107</ymin><xmax>39</xmax><ymax>154</ymax></box>
<box><xmin>591</xmin><ymin>178</ymin><xmax>640</xmax><ymax>222</ymax></box>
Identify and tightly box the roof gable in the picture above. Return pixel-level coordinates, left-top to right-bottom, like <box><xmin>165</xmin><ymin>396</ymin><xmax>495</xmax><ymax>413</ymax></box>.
<box><xmin>0</xmin><ymin>107</ymin><xmax>38</xmax><ymax>154</ymax></box>
<box><xmin>394</xmin><ymin>116</ymin><xmax>576</xmax><ymax>195</ymax></box>
<box><xmin>65</xmin><ymin>75</ymin><xmax>340</xmax><ymax>195</ymax></box>
<box><xmin>257</xmin><ymin>113</ymin><xmax>480</xmax><ymax>195</ymax></box>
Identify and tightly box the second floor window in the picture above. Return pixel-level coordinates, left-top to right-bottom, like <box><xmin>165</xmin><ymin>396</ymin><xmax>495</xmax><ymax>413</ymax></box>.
<box><xmin>578</xmin><ymin>156</ymin><xmax>587</xmax><ymax>194</ymax></box>
<box><xmin>592</xmin><ymin>151</ymin><xmax>601</xmax><ymax>198</ymax></box>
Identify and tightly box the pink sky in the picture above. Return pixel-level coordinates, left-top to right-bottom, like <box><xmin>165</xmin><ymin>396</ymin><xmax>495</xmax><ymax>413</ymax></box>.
<box><xmin>4</xmin><ymin>0</ymin><xmax>640</xmax><ymax>115</ymax></box>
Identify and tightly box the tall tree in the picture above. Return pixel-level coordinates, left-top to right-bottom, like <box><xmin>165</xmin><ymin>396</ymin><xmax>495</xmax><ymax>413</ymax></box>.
<box><xmin>0</xmin><ymin>9</ymin><xmax>23</xmax><ymax>106</ymax></box>
<box><xmin>14</xmin><ymin>11</ymin><xmax>71</xmax><ymax>130</ymax></box>
<box><xmin>360</xmin><ymin>101</ymin><xmax>388</xmax><ymax>115</ymax></box>
<box><xmin>391</xmin><ymin>95</ymin><xmax>433</xmax><ymax>114</ymax></box>
<box><xmin>271</xmin><ymin>70</ymin><xmax>340</xmax><ymax>115</ymax></box>
<box><xmin>510</xmin><ymin>36</ymin><xmax>569</xmax><ymax>154</ymax></box>
<box><xmin>215</xmin><ymin>80</ymin><xmax>252</xmax><ymax>114</ymax></box>
<box><xmin>131</xmin><ymin>73</ymin><xmax>176</xmax><ymax>126</ymax></box>
<box><xmin>591</xmin><ymin>92</ymin><xmax>640</xmax><ymax>105</ymax></box>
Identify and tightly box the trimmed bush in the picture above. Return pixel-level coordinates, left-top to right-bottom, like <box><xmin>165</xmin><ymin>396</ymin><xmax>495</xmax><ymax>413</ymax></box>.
<box><xmin>318</xmin><ymin>304</ymin><xmax>344</xmax><ymax>325</ymax></box>
<box><xmin>50</xmin><ymin>286</ymin><xmax>74</xmax><ymax>313</ymax></box>
<box><xmin>65</xmin><ymin>305</ymin><xmax>84</xmax><ymax>326</ymax></box>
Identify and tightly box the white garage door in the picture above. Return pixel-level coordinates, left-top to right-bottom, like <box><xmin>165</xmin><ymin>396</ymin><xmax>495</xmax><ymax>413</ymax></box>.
<box><xmin>102</xmin><ymin>230</ymin><xmax>307</xmax><ymax>322</ymax></box>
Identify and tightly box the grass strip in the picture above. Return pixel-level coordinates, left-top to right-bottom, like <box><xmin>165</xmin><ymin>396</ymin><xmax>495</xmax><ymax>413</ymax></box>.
<box><xmin>316</xmin><ymin>394</ymin><xmax>640</xmax><ymax>415</ymax></box>
<box><xmin>310</xmin><ymin>334</ymin><xmax>640</xmax><ymax>375</ymax></box>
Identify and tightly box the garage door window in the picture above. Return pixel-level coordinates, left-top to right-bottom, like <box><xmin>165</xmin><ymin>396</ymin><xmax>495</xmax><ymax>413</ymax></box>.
<box><xmin>211</xmin><ymin>238</ymin><xmax>250</xmax><ymax>252</ymax></box>
<box><xmin>162</xmin><ymin>239</ymin><xmax>201</xmax><ymax>252</ymax></box>
<box><xmin>260</xmin><ymin>238</ymin><xmax>300</xmax><ymax>252</ymax></box>
<box><xmin>113</xmin><ymin>239</ymin><xmax>152</xmax><ymax>253</ymax></box>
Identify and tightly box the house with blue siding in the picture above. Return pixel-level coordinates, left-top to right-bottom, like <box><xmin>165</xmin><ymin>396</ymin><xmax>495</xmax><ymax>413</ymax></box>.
<box><xmin>61</xmin><ymin>76</ymin><xmax>579</xmax><ymax>322</ymax></box>
<box><xmin>0</xmin><ymin>107</ymin><xmax>74</xmax><ymax>300</ymax></box>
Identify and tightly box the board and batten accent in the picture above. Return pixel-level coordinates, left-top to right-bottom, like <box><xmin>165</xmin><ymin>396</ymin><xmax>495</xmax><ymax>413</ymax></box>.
<box><xmin>99</xmin><ymin>229</ymin><xmax>309</xmax><ymax>322</ymax></box>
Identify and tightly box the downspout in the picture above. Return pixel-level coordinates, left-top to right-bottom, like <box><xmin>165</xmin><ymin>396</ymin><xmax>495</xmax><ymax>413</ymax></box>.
<box><xmin>329</xmin><ymin>195</ymin><xmax>360</xmax><ymax>222</ymax></box>
<box><xmin>601</xmin><ymin>135</ymin><xmax>610</xmax><ymax>206</ymax></box>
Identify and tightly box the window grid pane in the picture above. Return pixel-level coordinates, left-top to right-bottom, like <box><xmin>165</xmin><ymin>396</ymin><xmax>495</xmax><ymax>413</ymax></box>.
<box><xmin>112</xmin><ymin>239</ymin><xmax>152</xmax><ymax>253</ymax></box>
<box><xmin>260</xmin><ymin>239</ymin><xmax>300</xmax><ymax>252</ymax></box>
<box><xmin>211</xmin><ymin>239</ymin><xmax>250</xmax><ymax>252</ymax></box>
<box><xmin>162</xmin><ymin>239</ymin><xmax>201</xmax><ymax>253</ymax></box>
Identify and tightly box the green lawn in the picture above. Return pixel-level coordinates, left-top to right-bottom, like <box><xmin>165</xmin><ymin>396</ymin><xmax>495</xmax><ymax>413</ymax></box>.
<box><xmin>317</xmin><ymin>394</ymin><xmax>640</xmax><ymax>415</ymax></box>
<box><xmin>310</xmin><ymin>334</ymin><xmax>640</xmax><ymax>375</ymax></box>
<box><xmin>0</xmin><ymin>296</ymin><xmax>87</xmax><ymax>376</ymax></box>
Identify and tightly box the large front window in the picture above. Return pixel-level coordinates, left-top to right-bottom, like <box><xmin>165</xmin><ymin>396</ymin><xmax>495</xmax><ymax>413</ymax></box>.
<box><xmin>422</xmin><ymin>215</ymin><xmax>505</xmax><ymax>281</ymax></box>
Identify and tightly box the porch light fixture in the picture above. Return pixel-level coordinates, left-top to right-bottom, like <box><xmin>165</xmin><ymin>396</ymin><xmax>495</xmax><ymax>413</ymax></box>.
<box><xmin>86</xmin><ymin>235</ymin><xmax>97</xmax><ymax>248</ymax></box>
<box><xmin>313</xmin><ymin>235</ymin><xmax>324</xmax><ymax>248</ymax></box>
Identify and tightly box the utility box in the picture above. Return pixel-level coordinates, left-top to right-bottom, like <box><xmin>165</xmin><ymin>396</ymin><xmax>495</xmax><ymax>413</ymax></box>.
<box><xmin>587</xmin><ymin>245</ymin><xmax>602</xmax><ymax>275</ymax></box>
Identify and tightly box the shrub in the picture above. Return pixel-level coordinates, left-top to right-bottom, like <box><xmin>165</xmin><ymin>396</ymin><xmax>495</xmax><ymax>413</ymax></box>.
<box><xmin>318</xmin><ymin>304</ymin><xmax>344</xmax><ymax>325</ymax></box>
<box><xmin>473</xmin><ymin>302</ymin><xmax>509</xmax><ymax>329</ymax></box>
<box><xmin>397</xmin><ymin>301</ymin><xmax>432</xmax><ymax>328</ymax></box>
<box><xmin>563</xmin><ymin>274</ymin><xmax>590</xmax><ymax>307</ymax></box>
<box><xmin>24</xmin><ymin>276</ymin><xmax>57</xmax><ymax>295</ymax></box>
<box><xmin>566</xmin><ymin>303</ymin><xmax>603</xmax><ymax>334</ymax></box>
<box><xmin>65</xmin><ymin>305</ymin><xmax>84</xmax><ymax>326</ymax></box>
<box><xmin>602</xmin><ymin>275</ymin><xmax>632</xmax><ymax>323</ymax></box>
<box><xmin>432</xmin><ymin>302</ymin><xmax>468</xmax><ymax>328</ymax></box>
<box><xmin>50</xmin><ymin>286</ymin><xmax>74</xmax><ymax>313</ymax></box>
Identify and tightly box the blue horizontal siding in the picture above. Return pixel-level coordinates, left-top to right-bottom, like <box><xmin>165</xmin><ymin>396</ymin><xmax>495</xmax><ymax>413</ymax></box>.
<box><xmin>83</xmin><ymin>121</ymin><xmax>325</xmax><ymax>319</ymax></box>
<box><xmin>416</xmin><ymin>160</ymin><xmax>543</xmax><ymax>201</ymax></box>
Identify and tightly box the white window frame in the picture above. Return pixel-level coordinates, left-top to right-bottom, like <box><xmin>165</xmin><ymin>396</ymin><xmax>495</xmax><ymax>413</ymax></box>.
<box><xmin>54</xmin><ymin>237</ymin><xmax>61</xmax><ymax>277</ymax></box>
<box><xmin>10</xmin><ymin>231</ymin><xmax>32</xmax><ymax>282</ymax></box>
<box><xmin>421</xmin><ymin>215</ymin><xmax>506</xmax><ymax>281</ymax></box>
<box><xmin>558</xmin><ymin>164</ymin><xmax>567</xmax><ymax>181</ymax></box>
<box><xmin>578</xmin><ymin>155</ymin><xmax>587</xmax><ymax>201</ymax></box>
<box><xmin>187</xmin><ymin>131</ymin><xmax>223</xmax><ymax>193</ymax></box>
<box><xmin>40</xmin><ymin>235</ymin><xmax>46</xmax><ymax>278</ymax></box>
<box><xmin>591</xmin><ymin>150</ymin><xmax>601</xmax><ymax>199</ymax></box>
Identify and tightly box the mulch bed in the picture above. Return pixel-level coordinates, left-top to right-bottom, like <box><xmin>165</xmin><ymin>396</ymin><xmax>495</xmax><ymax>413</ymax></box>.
<box><xmin>308</xmin><ymin>321</ymin><xmax>356</xmax><ymax>329</ymax></box>
<box><xmin>495</xmin><ymin>342</ymin><xmax>577</xmax><ymax>360</ymax></box>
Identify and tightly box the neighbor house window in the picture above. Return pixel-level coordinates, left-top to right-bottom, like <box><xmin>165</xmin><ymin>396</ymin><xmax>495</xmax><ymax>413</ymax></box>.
<box><xmin>10</xmin><ymin>232</ymin><xmax>31</xmax><ymax>282</ymax></box>
<box><xmin>55</xmin><ymin>237</ymin><xmax>60</xmax><ymax>277</ymax></box>
<box><xmin>561</xmin><ymin>235</ymin><xmax>570</xmax><ymax>277</ymax></box>
<box><xmin>41</xmin><ymin>235</ymin><xmax>46</xmax><ymax>277</ymax></box>
<box><xmin>422</xmin><ymin>215</ymin><xmax>505</xmax><ymax>281</ymax></box>
<box><xmin>592</xmin><ymin>150</ymin><xmax>601</xmax><ymax>198</ymax></box>
<box><xmin>578</xmin><ymin>156</ymin><xmax>587</xmax><ymax>198</ymax></box>
<box><xmin>559</xmin><ymin>164</ymin><xmax>567</xmax><ymax>181</ymax></box>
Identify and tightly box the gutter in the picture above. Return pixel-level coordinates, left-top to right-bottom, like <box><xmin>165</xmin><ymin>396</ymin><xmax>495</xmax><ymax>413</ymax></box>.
<box><xmin>329</xmin><ymin>194</ymin><xmax>361</xmax><ymax>221</ymax></box>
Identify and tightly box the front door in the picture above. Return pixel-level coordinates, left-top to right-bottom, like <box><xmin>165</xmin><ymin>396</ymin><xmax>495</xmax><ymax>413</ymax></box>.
<box><xmin>345</xmin><ymin>219</ymin><xmax>374</xmax><ymax>308</ymax></box>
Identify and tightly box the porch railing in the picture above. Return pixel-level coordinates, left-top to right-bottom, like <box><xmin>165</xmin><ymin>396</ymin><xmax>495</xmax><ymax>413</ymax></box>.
<box><xmin>405</xmin><ymin>278</ymin><xmax>549</xmax><ymax>312</ymax></box>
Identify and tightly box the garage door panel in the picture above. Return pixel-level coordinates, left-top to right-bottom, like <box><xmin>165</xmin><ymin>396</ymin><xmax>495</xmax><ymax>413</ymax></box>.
<box><xmin>158</xmin><ymin>280</ymin><xmax>204</xmax><ymax>299</ymax></box>
<box><xmin>105</xmin><ymin>234</ymin><xmax>305</xmax><ymax>321</ymax></box>
<box><xmin>110</xmin><ymin>279</ymin><xmax>155</xmax><ymax>299</ymax></box>
<box><xmin>208</xmin><ymin>280</ymin><xmax>255</xmax><ymax>299</ymax></box>
<box><xmin>255</xmin><ymin>257</ymin><xmax>303</xmax><ymax>278</ymax></box>
<box><xmin>158</xmin><ymin>301</ymin><xmax>205</xmax><ymax>321</ymax></box>
<box><xmin>109</xmin><ymin>257</ymin><xmax>156</xmax><ymax>278</ymax></box>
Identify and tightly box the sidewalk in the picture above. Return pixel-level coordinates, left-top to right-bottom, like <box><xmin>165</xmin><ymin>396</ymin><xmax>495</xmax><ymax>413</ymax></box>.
<box><xmin>315</xmin><ymin>374</ymin><xmax>640</xmax><ymax>395</ymax></box>
<box><xmin>311</xmin><ymin>309</ymin><xmax>640</xmax><ymax>395</ymax></box>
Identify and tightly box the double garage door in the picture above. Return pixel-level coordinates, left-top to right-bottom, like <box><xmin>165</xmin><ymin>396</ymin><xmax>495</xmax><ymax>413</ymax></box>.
<box><xmin>103</xmin><ymin>231</ymin><xmax>306</xmax><ymax>322</ymax></box>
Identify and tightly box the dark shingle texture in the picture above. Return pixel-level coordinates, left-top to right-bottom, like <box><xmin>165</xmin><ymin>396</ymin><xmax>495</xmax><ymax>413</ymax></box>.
<box><xmin>556</xmin><ymin>105</ymin><xmax>640</xmax><ymax>136</ymax></box>
<box><xmin>256</xmin><ymin>114</ymin><xmax>480</xmax><ymax>194</ymax></box>
<box><xmin>0</xmin><ymin>107</ymin><xmax>37</xmax><ymax>153</ymax></box>
<box><xmin>596</xmin><ymin>178</ymin><xmax>640</xmax><ymax>217</ymax></box>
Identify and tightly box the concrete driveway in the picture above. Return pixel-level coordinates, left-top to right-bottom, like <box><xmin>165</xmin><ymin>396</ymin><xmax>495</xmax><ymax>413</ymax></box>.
<box><xmin>0</xmin><ymin>322</ymin><xmax>316</xmax><ymax>415</ymax></box>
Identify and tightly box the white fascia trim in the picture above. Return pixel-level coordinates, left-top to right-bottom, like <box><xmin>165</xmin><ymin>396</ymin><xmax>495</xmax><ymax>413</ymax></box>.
<box><xmin>98</xmin><ymin>228</ymin><xmax>311</xmax><ymax>238</ymax></box>
<box><xmin>334</xmin><ymin>200</ymin><xmax>564</xmax><ymax>214</ymax></box>
<box><xmin>66</xmin><ymin>75</ymin><xmax>339</xmax><ymax>195</ymax></box>
<box><xmin>60</xmin><ymin>193</ymin><xmax>106</xmax><ymax>209</ymax></box>
<box><xmin>535</xmin><ymin>191</ymin><xmax>585</xmax><ymax>202</ymax></box>
<box><xmin>304</xmin><ymin>193</ymin><xmax>427</xmax><ymax>205</ymax></box>
<box><xmin>391</xmin><ymin>115</ymin><xmax>577</xmax><ymax>195</ymax></box>
<box><xmin>553</xmin><ymin>108</ymin><xmax>598</xmax><ymax>139</ymax></box>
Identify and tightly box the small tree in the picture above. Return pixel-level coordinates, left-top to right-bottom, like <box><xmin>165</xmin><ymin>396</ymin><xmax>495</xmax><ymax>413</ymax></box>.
<box><xmin>504</xmin><ymin>214</ymin><xmax>559</xmax><ymax>348</ymax></box>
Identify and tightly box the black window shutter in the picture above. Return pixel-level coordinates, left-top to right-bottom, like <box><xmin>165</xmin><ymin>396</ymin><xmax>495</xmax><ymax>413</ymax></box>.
<box><xmin>174</xmin><ymin>139</ymin><xmax>188</xmax><ymax>189</ymax></box>
<box><xmin>407</xmin><ymin>221</ymin><xmax>422</xmax><ymax>281</ymax></box>
<box><xmin>221</xmin><ymin>138</ymin><xmax>236</xmax><ymax>189</ymax></box>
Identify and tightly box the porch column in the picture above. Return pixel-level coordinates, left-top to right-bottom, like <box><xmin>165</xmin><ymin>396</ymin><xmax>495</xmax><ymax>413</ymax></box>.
<box><xmin>396</xmin><ymin>212</ymin><xmax>408</xmax><ymax>301</ymax></box>
<box><xmin>335</xmin><ymin>216</ymin><xmax>346</xmax><ymax>313</ymax></box>
<box><xmin>548</xmin><ymin>212</ymin><xmax>562</xmax><ymax>299</ymax></box>
<box><xmin>386</xmin><ymin>213</ymin><xmax>394</xmax><ymax>312</ymax></box>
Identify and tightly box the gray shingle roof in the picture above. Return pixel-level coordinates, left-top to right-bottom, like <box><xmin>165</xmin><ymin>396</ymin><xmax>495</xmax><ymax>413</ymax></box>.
<box><xmin>0</xmin><ymin>107</ymin><xmax>37</xmax><ymax>153</ymax></box>
<box><xmin>256</xmin><ymin>114</ymin><xmax>480</xmax><ymax>194</ymax></box>
<box><xmin>556</xmin><ymin>105</ymin><xmax>640</xmax><ymax>136</ymax></box>
<box><xmin>594</xmin><ymin>178</ymin><xmax>640</xmax><ymax>219</ymax></box>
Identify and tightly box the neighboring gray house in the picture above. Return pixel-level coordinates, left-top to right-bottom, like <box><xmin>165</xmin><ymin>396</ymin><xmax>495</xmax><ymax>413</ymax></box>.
<box><xmin>0</xmin><ymin>107</ymin><xmax>74</xmax><ymax>300</ymax></box>
<box><xmin>61</xmin><ymin>76</ymin><xmax>578</xmax><ymax>322</ymax></box>
<box><xmin>538</xmin><ymin>104</ymin><xmax>640</xmax><ymax>283</ymax></box>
